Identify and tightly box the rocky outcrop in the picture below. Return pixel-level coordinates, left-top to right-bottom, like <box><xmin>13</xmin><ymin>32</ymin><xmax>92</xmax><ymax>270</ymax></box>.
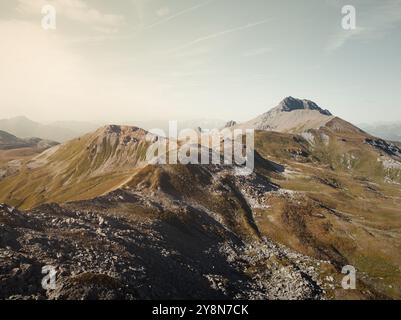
<box><xmin>0</xmin><ymin>194</ymin><xmax>334</xmax><ymax>300</ymax></box>
<box><xmin>365</xmin><ymin>138</ymin><xmax>401</xmax><ymax>158</ymax></box>
<box><xmin>224</xmin><ymin>121</ymin><xmax>237</xmax><ymax>128</ymax></box>
<box><xmin>278</xmin><ymin>97</ymin><xmax>332</xmax><ymax>116</ymax></box>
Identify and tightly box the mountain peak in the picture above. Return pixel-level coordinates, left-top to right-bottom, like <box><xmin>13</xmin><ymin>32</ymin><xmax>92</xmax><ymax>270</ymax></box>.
<box><xmin>234</xmin><ymin>97</ymin><xmax>335</xmax><ymax>133</ymax></box>
<box><xmin>277</xmin><ymin>97</ymin><xmax>332</xmax><ymax>116</ymax></box>
<box><xmin>94</xmin><ymin>125</ymin><xmax>153</xmax><ymax>147</ymax></box>
<box><xmin>224</xmin><ymin>120</ymin><xmax>237</xmax><ymax>128</ymax></box>
<box><xmin>100</xmin><ymin>124</ymin><xmax>148</xmax><ymax>136</ymax></box>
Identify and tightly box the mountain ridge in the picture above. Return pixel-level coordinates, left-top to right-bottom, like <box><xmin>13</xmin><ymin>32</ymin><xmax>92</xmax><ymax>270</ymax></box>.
<box><xmin>0</xmin><ymin>117</ymin><xmax>94</xmax><ymax>143</ymax></box>
<box><xmin>1</xmin><ymin>97</ymin><xmax>401</xmax><ymax>299</ymax></box>
<box><xmin>1</xmin><ymin>97</ymin><xmax>400</xmax><ymax>208</ymax></box>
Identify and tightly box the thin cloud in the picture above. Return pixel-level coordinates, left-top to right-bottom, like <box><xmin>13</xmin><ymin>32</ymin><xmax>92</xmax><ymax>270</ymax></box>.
<box><xmin>132</xmin><ymin>0</ymin><xmax>146</xmax><ymax>29</ymax></box>
<box><xmin>156</xmin><ymin>7</ymin><xmax>171</xmax><ymax>17</ymax></box>
<box><xmin>242</xmin><ymin>47</ymin><xmax>273</xmax><ymax>57</ymax></box>
<box><xmin>174</xmin><ymin>46</ymin><xmax>212</xmax><ymax>58</ymax></box>
<box><xmin>168</xmin><ymin>18</ymin><xmax>272</xmax><ymax>54</ymax></box>
<box><xmin>144</xmin><ymin>0</ymin><xmax>215</xmax><ymax>30</ymax></box>
<box><xmin>326</xmin><ymin>27</ymin><xmax>364</xmax><ymax>51</ymax></box>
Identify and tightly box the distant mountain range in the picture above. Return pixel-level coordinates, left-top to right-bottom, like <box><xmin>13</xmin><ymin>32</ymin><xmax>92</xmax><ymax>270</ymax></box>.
<box><xmin>0</xmin><ymin>116</ymin><xmax>227</xmax><ymax>142</ymax></box>
<box><xmin>0</xmin><ymin>130</ymin><xmax>59</xmax><ymax>178</ymax></box>
<box><xmin>359</xmin><ymin>122</ymin><xmax>401</xmax><ymax>142</ymax></box>
<box><xmin>2</xmin><ymin>103</ymin><xmax>399</xmax><ymax>144</ymax></box>
<box><xmin>0</xmin><ymin>130</ymin><xmax>58</xmax><ymax>151</ymax></box>
<box><xmin>0</xmin><ymin>116</ymin><xmax>98</xmax><ymax>143</ymax></box>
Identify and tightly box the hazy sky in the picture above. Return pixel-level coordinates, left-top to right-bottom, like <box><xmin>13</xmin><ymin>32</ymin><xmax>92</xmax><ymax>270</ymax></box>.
<box><xmin>1</xmin><ymin>0</ymin><xmax>400</xmax><ymax>124</ymax></box>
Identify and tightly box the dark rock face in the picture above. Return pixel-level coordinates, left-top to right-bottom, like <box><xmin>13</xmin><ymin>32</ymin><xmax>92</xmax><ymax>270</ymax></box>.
<box><xmin>279</xmin><ymin>97</ymin><xmax>332</xmax><ymax>116</ymax></box>
<box><xmin>104</xmin><ymin>125</ymin><xmax>122</xmax><ymax>134</ymax></box>
<box><xmin>365</xmin><ymin>138</ymin><xmax>401</xmax><ymax>157</ymax></box>
<box><xmin>225</xmin><ymin>121</ymin><xmax>237</xmax><ymax>128</ymax></box>
<box><xmin>0</xmin><ymin>196</ymin><xmax>329</xmax><ymax>300</ymax></box>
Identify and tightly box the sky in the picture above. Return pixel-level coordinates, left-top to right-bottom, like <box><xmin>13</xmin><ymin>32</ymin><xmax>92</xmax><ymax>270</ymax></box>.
<box><xmin>0</xmin><ymin>0</ymin><xmax>400</xmax><ymax>125</ymax></box>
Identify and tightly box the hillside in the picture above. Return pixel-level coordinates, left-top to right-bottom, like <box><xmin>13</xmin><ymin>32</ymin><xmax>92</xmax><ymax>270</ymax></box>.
<box><xmin>1</xmin><ymin>98</ymin><xmax>401</xmax><ymax>299</ymax></box>
<box><xmin>0</xmin><ymin>130</ymin><xmax>27</xmax><ymax>150</ymax></box>
<box><xmin>1</xmin><ymin>123</ymin><xmax>400</xmax><ymax>299</ymax></box>
<box><xmin>0</xmin><ymin>125</ymin><xmax>153</xmax><ymax>208</ymax></box>
<box><xmin>252</xmin><ymin>124</ymin><xmax>401</xmax><ymax>299</ymax></box>
<box><xmin>0</xmin><ymin>130</ymin><xmax>59</xmax><ymax>178</ymax></box>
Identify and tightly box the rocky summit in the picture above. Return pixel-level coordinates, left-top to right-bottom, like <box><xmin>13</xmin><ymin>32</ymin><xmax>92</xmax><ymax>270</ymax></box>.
<box><xmin>277</xmin><ymin>97</ymin><xmax>332</xmax><ymax>116</ymax></box>
<box><xmin>233</xmin><ymin>97</ymin><xmax>335</xmax><ymax>133</ymax></box>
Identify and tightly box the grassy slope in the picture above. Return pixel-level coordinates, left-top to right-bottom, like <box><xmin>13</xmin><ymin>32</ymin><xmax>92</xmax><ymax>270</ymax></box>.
<box><xmin>0</xmin><ymin>128</ymin><xmax>150</xmax><ymax>208</ymax></box>
<box><xmin>0</xmin><ymin>148</ymin><xmax>43</xmax><ymax>166</ymax></box>
<box><xmin>253</xmin><ymin>126</ymin><xmax>401</xmax><ymax>299</ymax></box>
